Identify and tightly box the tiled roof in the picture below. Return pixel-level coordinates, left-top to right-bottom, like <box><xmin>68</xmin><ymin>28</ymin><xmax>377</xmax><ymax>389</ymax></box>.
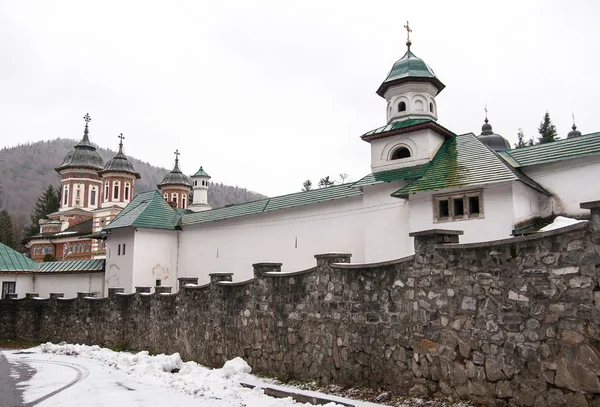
<box><xmin>25</xmin><ymin>218</ymin><xmax>93</xmax><ymax>241</ymax></box>
<box><xmin>0</xmin><ymin>242</ymin><xmax>35</xmax><ymax>272</ymax></box>
<box><xmin>361</xmin><ymin>118</ymin><xmax>432</xmax><ymax>138</ymax></box>
<box><xmin>104</xmin><ymin>190</ymin><xmax>180</xmax><ymax>231</ymax></box>
<box><xmin>392</xmin><ymin>133</ymin><xmax>549</xmax><ymax>197</ymax></box>
<box><xmin>351</xmin><ymin>164</ymin><xmax>428</xmax><ymax>188</ymax></box>
<box><xmin>37</xmin><ymin>259</ymin><xmax>105</xmax><ymax>273</ymax></box>
<box><xmin>500</xmin><ymin>132</ymin><xmax>600</xmax><ymax>167</ymax></box>
<box><xmin>182</xmin><ymin>184</ymin><xmax>362</xmax><ymax>226</ymax></box>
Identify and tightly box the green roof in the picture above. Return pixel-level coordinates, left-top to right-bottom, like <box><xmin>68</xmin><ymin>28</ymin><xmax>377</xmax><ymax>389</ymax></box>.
<box><xmin>104</xmin><ymin>190</ymin><xmax>180</xmax><ymax>231</ymax></box>
<box><xmin>37</xmin><ymin>259</ymin><xmax>105</xmax><ymax>273</ymax></box>
<box><xmin>182</xmin><ymin>184</ymin><xmax>362</xmax><ymax>226</ymax></box>
<box><xmin>392</xmin><ymin>133</ymin><xmax>548</xmax><ymax>197</ymax></box>
<box><xmin>0</xmin><ymin>242</ymin><xmax>35</xmax><ymax>272</ymax></box>
<box><xmin>376</xmin><ymin>46</ymin><xmax>445</xmax><ymax>97</ymax></box>
<box><xmin>351</xmin><ymin>164</ymin><xmax>428</xmax><ymax>188</ymax></box>
<box><xmin>500</xmin><ymin>131</ymin><xmax>600</xmax><ymax>167</ymax></box>
<box><xmin>192</xmin><ymin>166</ymin><xmax>210</xmax><ymax>178</ymax></box>
<box><xmin>361</xmin><ymin>118</ymin><xmax>432</xmax><ymax>138</ymax></box>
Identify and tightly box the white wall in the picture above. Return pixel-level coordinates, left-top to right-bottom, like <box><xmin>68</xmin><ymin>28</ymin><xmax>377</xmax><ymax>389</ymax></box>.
<box><xmin>408</xmin><ymin>183</ymin><xmax>515</xmax><ymax>243</ymax></box>
<box><xmin>1</xmin><ymin>273</ymin><xmax>32</xmax><ymax>297</ymax></box>
<box><xmin>178</xmin><ymin>196</ymin><xmax>365</xmax><ymax>284</ymax></box>
<box><xmin>132</xmin><ymin>229</ymin><xmax>179</xmax><ymax>290</ymax></box>
<box><xmin>370</xmin><ymin>129</ymin><xmax>445</xmax><ymax>173</ymax></box>
<box><xmin>362</xmin><ymin>182</ymin><xmax>412</xmax><ymax>262</ymax></box>
<box><xmin>521</xmin><ymin>156</ymin><xmax>600</xmax><ymax>216</ymax></box>
<box><xmin>511</xmin><ymin>181</ymin><xmax>548</xmax><ymax>225</ymax></box>
<box><xmin>35</xmin><ymin>273</ymin><xmax>104</xmax><ymax>298</ymax></box>
<box><xmin>105</xmin><ymin>228</ymin><xmax>135</xmax><ymax>294</ymax></box>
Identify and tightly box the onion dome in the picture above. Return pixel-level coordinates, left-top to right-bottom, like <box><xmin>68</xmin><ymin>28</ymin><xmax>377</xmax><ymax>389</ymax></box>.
<box><xmin>376</xmin><ymin>42</ymin><xmax>445</xmax><ymax>97</ymax></box>
<box><xmin>157</xmin><ymin>150</ymin><xmax>193</xmax><ymax>188</ymax></box>
<box><xmin>478</xmin><ymin>117</ymin><xmax>511</xmax><ymax>152</ymax></box>
<box><xmin>101</xmin><ymin>134</ymin><xmax>141</xmax><ymax>178</ymax></box>
<box><xmin>55</xmin><ymin>113</ymin><xmax>104</xmax><ymax>172</ymax></box>
<box><xmin>567</xmin><ymin>114</ymin><xmax>582</xmax><ymax>139</ymax></box>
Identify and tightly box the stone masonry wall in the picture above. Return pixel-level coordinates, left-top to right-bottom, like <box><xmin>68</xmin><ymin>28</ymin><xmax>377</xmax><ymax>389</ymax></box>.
<box><xmin>2</xmin><ymin>202</ymin><xmax>600</xmax><ymax>407</ymax></box>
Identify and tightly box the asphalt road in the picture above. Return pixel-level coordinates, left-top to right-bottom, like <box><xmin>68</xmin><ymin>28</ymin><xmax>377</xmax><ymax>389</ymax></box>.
<box><xmin>0</xmin><ymin>351</ymin><xmax>33</xmax><ymax>407</ymax></box>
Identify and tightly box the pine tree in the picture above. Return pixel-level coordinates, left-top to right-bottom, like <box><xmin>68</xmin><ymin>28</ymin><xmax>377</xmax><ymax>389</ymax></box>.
<box><xmin>302</xmin><ymin>180</ymin><xmax>312</xmax><ymax>192</ymax></box>
<box><xmin>514</xmin><ymin>129</ymin><xmax>527</xmax><ymax>149</ymax></box>
<box><xmin>26</xmin><ymin>185</ymin><xmax>60</xmax><ymax>237</ymax></box>
<box><xmin>0</xmin><ymin>210</ymin><xmax>14</xmax><ymax>248</ymax></box>
<box><xmin>318</xmin><ymin>176</ymin><xmax>335</xmax><ymax>188</ymax></box>
<box><xmin>537</xmin><ymin>112</ymin><xmax>559</xmax><ymax>144</ymax></box>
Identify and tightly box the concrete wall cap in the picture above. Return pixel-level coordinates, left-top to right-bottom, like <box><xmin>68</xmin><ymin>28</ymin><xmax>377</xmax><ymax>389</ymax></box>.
<box><xmin>581</xmin><ymin>200</ymin><xmax>600</xmax><ymax>210</ymax></box>
<box><xmin>408</xmin><ymin>229</ymin><xmax>464</xmax><ymax>237</ymax></box>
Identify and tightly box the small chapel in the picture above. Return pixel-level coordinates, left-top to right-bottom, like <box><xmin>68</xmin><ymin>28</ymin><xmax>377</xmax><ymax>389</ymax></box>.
<box><xmin>2</xmin><ymin>25</ymin><xmax>599</xmax><ymax>298</ymax></box>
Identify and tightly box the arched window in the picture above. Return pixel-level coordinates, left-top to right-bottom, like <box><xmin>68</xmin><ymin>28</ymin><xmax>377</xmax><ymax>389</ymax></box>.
<box><xmin>104</xmin><ymin>182</ymin><xmax>109</xmax><ymax>202</ymax></box>
<box><xmin>429</xmin><ymin>102</ymin><xmax>434</xmax><ymax>113</ymax></box>
<box><xmin>398</xmin><ymin>101</ymin><xmax>407</xmax><ymax>112</ymax></box>
<box><xmin>391</xmin><ymin>147</ymin><xmax>411</xmax><ymax>160</ymax></box>
<box><xmin>415</xmin><ymin>100</ymin><xmax>424</xmax><ymax>112</ymax></box>
<box><xmin>63</xmin><ymin>185</ymin><xmax>69</xmax><ymax>206</ymax></box>
<box><xmin>124</xmin><ymin>182</ymin><xmax>130</xmax><ymax>200</ymax></box>
<box><xmin>182</xmin><ymin>193</ymin><xmax>187</xmax><ymax>209</ymax></box>
<box><xmin>113</xmin><ymin>181</ymin><xmax>120</xmax><ymax>201</ymax></box>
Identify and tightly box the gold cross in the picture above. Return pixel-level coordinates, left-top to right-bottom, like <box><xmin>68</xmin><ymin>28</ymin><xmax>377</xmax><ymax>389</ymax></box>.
<box><xmin>403</xmin><ymin>21</ymin><xmax>412</xmax><ymax>43</ymax></box>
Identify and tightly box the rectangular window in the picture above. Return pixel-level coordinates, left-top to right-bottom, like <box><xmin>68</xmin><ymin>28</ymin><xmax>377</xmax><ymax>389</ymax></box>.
<box><xmin>434</xmin><ymin>190</ymin><xmax>483</xmax><ymax>223</ymax></box>
<box><xmin>118</xmin><ymin>244</ymin><xmax>121</xmax><ymax>256</ymax></box>
<box><xmin>156</xmin><ymin>279</ymin><xmax>161</xmax><ymax>286</ymax></box>
<box><xmin>2</xmin><ymin>282</ymin><xmax>16</xmax><ymax>299</ymax></box>
<box><xmin>105</xmin><ymin>183</ymin><xmax>109</xmax><ymax>201</ymax></box>
<box><xmin>63</xmin><ymin>185</ymin><xmax>69</xmax><ymax>205</ymax></box>
<box><xmin>438</xmin><ymin>199</ymin><xmax>449</xmax><ymax>218</ymax></box>
<box><xmin>124</xmin><ymin>184</ymin><xmax>130</xmax><ymax>200</ymax></box>
<box><xmin>453</xmin><ymin>198</ymin><xmax>464</xmax><ymax>217</ymax></box>
<box><xmin>90</xmin><ymin>189</ymin><xmax>96</xmax><ymax>206</ymax></box>
<box><xmin>113</xmin><ymin>184</ymin><xmax>119</xmax><ymax>200</ymax></box>
<box><xmin>122</xmin><ymin>243</ymin><xmax>126</xmax><ymax>255</ymax></box>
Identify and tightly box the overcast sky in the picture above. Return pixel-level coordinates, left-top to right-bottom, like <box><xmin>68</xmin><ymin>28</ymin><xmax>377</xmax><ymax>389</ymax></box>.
<box><xmin>1</xmin><ymin>1</ymin><xmax>598</xmax><ymax>197</ymax></box>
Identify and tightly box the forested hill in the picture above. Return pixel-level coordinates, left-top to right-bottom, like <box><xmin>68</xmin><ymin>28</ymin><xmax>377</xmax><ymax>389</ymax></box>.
<box><xmin>0</xmin><ymin>138</ymin><xmax>266</xmax><ymax>217</ymax></box>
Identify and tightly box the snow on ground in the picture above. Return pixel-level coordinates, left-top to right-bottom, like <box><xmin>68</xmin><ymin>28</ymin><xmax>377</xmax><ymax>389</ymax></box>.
<box><xmin>4</xmin><ymin>343</ymin><xmax>380</xmax><ymax>407</ymax></box>
<box><xmin>539</xmin><ymin>216</ymin><xmax>587</xmax><ymax>232</ymax></box>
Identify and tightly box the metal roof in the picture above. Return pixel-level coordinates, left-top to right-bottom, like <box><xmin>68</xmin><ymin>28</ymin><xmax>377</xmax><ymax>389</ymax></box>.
<box><xmin>361</xmin><ymin>118</ymin><xmax>432</xmax><ymax>138</ymax></box>
<box><xmin>56</xmin><ymin>123</ymin><xmax>104</xmax><ymax>172</ymax></box>
<box><xmin>25</xmin><ymin>218</ymin><xmax>93</xmax><ymax>242</ymax></box>
<box><xmin>158</xmin><ymin>159</ymin><xmax>192</xmax><ymax>188</ymax></box>
<box><xmin>192</xmin><ymin>166</ymin><xmax>211</xmax><ymax>178</ymax></box>
<box><xmin>351</xmin><ymin>164</ymin><xmax>428</xmax><ymax>188</ymax></box>
<box><xmin>392</xmin><ymin>133</ymin><xmax>548</xmax><ymax>197</ymax></box>
<box><xmin>101</xmin><ymin>142</ymin><xmax>140</xmax><ymax>178</ymax></box>
<box><xmin>37</xmin><ymin>259</ymin><xmax>105</xmax><ymax>273</ymax></box>
<box><xmin>376</xmin><ymin>45</ymin><xmax>445</xmax><ymax>97</ymax></box>
<box><xmin>500</xmin><ymin>131</ymin><xmax>600</xmax><ymax>167</ymax></box>
<box><xmin>182</xmin><ymin>184</ymin><xmax>362</xmax><ymax>226</ymax></box>
<box><xmin>0</xmin><ymin>242</ymin><xmax>35</xmax><ymax>272</ymax></box>
<box><xmin>104</xmin><ymin>190</ymin><xmax>180</xmax><ymax>230</ymax></box>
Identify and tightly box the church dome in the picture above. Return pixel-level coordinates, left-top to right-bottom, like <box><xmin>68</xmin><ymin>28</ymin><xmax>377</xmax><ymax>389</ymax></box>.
<box><xmin>478</xmin><ymin>118</ymin><xmax>511</xmax><ymax>152</ymax></box>
<box><xmin>56</xmin><ymin>115</ymin><xmax>104</xmax><ymax>172</ymax></box>
<box><xmin>567</xmin><ymin>123</ymin><xmax>582</xmax><ymax>139</ymax></box>
<box><xmin>376</xmin><ymin>44</ymin><xmax>445</xmax><ymax>97</ymax></box>
<box><xmin>158</xmin><ymin>154</ymin><xmax>192</xmax><ymax>188</ymax></box>
<box><xmin>101</xmin><ymin>136</ymin><xmax>140</xmax><ymax>178</ymax></box>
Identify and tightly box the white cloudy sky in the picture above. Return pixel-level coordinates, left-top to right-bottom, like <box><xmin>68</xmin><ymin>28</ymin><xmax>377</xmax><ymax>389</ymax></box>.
<box><xmin>1</xmin><ymin>0</ymin><xmax>598</xmax><ymax>196</ymax></box>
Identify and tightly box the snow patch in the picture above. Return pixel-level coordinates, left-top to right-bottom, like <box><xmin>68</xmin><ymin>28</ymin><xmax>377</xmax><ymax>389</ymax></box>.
<box><xmin>539</xmin><ymin>216</ymin><xmax>587</xmax><ymax>232</ymax></box>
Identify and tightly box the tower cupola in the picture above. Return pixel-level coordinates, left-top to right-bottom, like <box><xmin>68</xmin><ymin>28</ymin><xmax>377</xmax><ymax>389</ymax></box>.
<box><xmin>567</xmin><ymin>114</ymin><xmax>582</xmax><ymax>139</ymax></box>
<box><xmin>377</xmin><ymin>22</ymin><xmax>444</xmax><ymax>124</ymax></box>
<box><xmin>189</xmin><ymin>166</ymin><xmax>212</xmax><ymax>212</ymax></box>
<box><xmin>100</xmin><ymin>134</ymin><xmax>140</xmax><ymax>208</ymax></box>
<box><xmin>157</xmin><ymin>150</ymin><xmax>193</xmax><ymax>210</ymax></box>
<box><xmin>477</xmin><ymin>108</ymin><xmax>511</xmax><ymax>152</ymax></box>
<box><xmin>55</xmin><ymin>113</ymin><xmax>104</xmax><ymax>211</ymax></box>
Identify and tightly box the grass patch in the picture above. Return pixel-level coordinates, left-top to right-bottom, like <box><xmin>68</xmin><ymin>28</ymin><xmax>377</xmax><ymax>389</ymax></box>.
<box><xmin>0</xmin><ymin>338</ymin><xmax>41</xmax><ymax>350</ymax></box>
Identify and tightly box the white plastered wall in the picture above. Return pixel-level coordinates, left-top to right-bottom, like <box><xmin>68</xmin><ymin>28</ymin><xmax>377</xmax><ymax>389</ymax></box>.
<box><xmin>132</xmin><ymin>229</ymin><xmax>179</xmax><ymax>290</ymax></box>
<box><xmin>520</xmin><ymin>155</ymin><xmax>600</xmax><ymax>216</ymax></box>
<box><xmin>1</xmin><ymin>273</ymin><xmax>32</xmax><ymax>297</ymax></box>
<box><xmin>34</xmin><ymin>273</ymin><xmax>104</xmax><ymax>297</ymax></box>
<box><xmin>370</xmin><ymin>129</ymin><xmax>445</xmax><ymax>173</ymax></box>
<box><xmin>511</xmin><ymin>181</ymin><xmax>547</xmax><ymax>225</ymax></box>
<box><xmin>178</xmin><ymin>196</ymin><xmax>365</xmax><ymax>284</ymax></box>
<box><xmin>105</xmin><ymin>228</ymin><xmax>135</xmax><ymax>294</ymax></box>
<box><xmin>408</xmin><ymin>183</ymin><xmax>515</xmax><ymax>243</ymax></box>
<box><xmin>362</xmin><ymin>182</ymin><xmax>412</xmax><ymax>262</ymax></box>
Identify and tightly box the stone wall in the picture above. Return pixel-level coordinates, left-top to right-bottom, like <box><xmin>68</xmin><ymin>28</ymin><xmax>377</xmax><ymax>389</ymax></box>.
<box><xmin>2</xmin><ymin>202</ymin><xmax>600</xmax><ymax>407</ymax></box>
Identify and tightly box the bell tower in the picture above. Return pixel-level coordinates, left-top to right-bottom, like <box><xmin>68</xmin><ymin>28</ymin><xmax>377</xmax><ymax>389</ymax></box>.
<box><xmin>189</xmin><ymin>166</ymin><xmax>212</xmax><ymax>212</ymax></box>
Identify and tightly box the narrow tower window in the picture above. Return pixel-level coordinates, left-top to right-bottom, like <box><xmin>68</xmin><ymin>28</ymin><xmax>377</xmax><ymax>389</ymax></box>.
<box><xmin>124</xmin><ymin>182</ymin><xmax>130</xmax><ymax>200</ymax></box>
<box><xmin>430</xmin><ymin>102</ymin><xmax>434</xmax><ymax>113</ymax></box>
<box><xmin>90</xmin><ymin>188</ymin><xmax>96</xmax><ymax>206</ymax></box>
<box><xmin>391</xmin><ymin>147</ymin><xmax>411</xmax><ymax>160</ymax></box>
<box><xmin>63</xmin><ymin>185</ymin><xmax>69</xmax><ymax>205</ymax></box>
<box><xmin>182</xmin><ymin>193</ymin><xmax>187</xmax><ymax>209</ymax></box>
<box><xmin>104</xmin><ymin>182</ymin><xmax>109</xmax><ymax>202</ymax></box>
<box><xmin>398</xmin><ymin>101</ymin><xmax>407</xmax><ymax>112</ymax></box>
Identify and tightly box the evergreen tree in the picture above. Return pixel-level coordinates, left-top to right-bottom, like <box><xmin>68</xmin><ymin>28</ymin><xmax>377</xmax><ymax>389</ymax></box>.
<box><xmin>43</xmin><ymin>253</ymin><xmax>57</xmax><ymax>262</ymax></box>
<box><xmin>26</xmin><ymin>185</ymin><xmax>60</xmax><ymax>237</ymax></box>
<box><xmin>0</xmin><ymin>210</ymin><xmax>14</xmax><ymax>248</ymax></box>
<box><xmin>514</xmin><ymin>128</ymin><xmax>527</xmax><ymax>149</ymax></box>
<box><xmin>537</xmin><ymin>111</ymin><xmax>559</xmax><ymax>144</ymax></box>
<box><xmin>318</xmin><ymin>176</ymin><xmax>335</xmax><ymax>188</ymax></box>
<box><xmin>302</xmin><ymin>180</ymin><xmax>312</xmax><ymax>192</ymax></box>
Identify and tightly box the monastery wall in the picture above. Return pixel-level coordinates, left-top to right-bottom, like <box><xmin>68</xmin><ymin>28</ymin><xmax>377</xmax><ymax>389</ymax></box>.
<box><xmin>2</xmin><ymin>201</ymin><xmax>600</xmax><ymax>407</ymax></box>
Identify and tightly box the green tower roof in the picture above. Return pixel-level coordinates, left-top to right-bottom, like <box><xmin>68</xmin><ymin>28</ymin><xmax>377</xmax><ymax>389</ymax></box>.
<box><xmin>376</xmin><ymin>45</ymin><xmax>445</xmax><ymax>97</ymax></box>
<box><xmin>192</xmin><ymin>166</ymin><xmax>210</xmax><ymax>178</ymax></box>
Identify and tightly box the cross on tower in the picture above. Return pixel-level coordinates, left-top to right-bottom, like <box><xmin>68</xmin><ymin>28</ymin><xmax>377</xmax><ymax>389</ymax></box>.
<box><xmin>174</xmin><ymin>149</ymin><xmax>180</xmax><ymax>161</ymax></box>
<box><xmin>403</xmin><ymin>21</ymin><xmax>412</xmax><ymax>46</ymax></box>
<box><xmin>118</xmin><ymin>133</ymin><xmax>125</xmax><ymax>150</ymax></box>
<box><xmin>83</xmin><ymin>113</ymin><xmax>91</xmax><ymax>124</ymax></box>
<box><xmin>484</xmin><ymin>105</ymin><xmax>488</xmax><ymax>122</ymax></box>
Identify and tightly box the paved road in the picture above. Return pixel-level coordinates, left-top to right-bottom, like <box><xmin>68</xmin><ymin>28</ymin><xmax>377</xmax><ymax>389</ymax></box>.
<box><xmin>0</xmin><ymin>350</ymin><xmax>34</xmax><ymax>407</ymax></box>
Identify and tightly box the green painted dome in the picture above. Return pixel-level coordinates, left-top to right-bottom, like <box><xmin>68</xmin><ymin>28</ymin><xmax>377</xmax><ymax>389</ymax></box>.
<box><xmin>56</xmin><ymin>123</ymin><xmax>104</xmax><ymax>172</ymax></box>
<box><xmin>192</xmin><ymin>166</ymin><xmax>210</xmax><ymax>178</ymax></box>
<box><xmin>376</xmin><ymin>45</ymin><xmax>445</xmax><ymax>97</ymax></box>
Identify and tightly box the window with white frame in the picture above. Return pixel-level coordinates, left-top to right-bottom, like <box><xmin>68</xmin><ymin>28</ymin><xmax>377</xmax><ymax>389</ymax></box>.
<box><xmin>124</xmin><ymin>182</ymin><xmax>131</xmax><ymax>200</ymax></box>
<box><xmin>113</xmin><ymin>181</ymin><xmax>120</xmax><ymax>200</ymax></box>
<box><xmin>433</xmin><ymin>190</ymin><xmax>483</xmax><ymax>222</ymax></box>
<box><xmin>2</xmin><ymin>282</ymin><xmax>16</xmax><ymax>298</ymax></box>
<box><xmin>182</xmin><ymin>193</ymin><xmax>187</xmax><ymax>208</ymax></box>
<box><xmin>104</xmin><ymin>182</ymin><xmax>110</xmax><ymax>201</ymax></box>
<box><xmin>63</xmin><ymin>185</ymin><xmax>69</xmax><ymax>205</ymax></box>
<box><xmin>171</xmin><ymin>192</ymin><xmax>178</xmax><ymax>204</ymax></box>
